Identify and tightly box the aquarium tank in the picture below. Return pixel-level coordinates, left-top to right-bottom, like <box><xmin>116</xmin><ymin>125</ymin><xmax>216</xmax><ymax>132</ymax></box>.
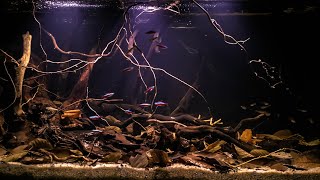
<box><xmin>0</xmin><ymin>0</ymin><xmax>319</xmax><ymax>179</ymax></box>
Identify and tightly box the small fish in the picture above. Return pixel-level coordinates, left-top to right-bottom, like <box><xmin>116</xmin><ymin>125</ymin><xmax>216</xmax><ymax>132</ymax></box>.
<box><xmin>288</xmin><ymin>116</ymin><xmax>296</xmax><ymax>123</ymax></box>
<box><xmin>155</xmin><ymin>45</ymin><xmax>160</xmax><ymax>53</ymax></box>
<box><xmin>156</xmin><ymin>44</ymin><xmax>168</xmax><ymax>49</ymax></box>
<box><xmin>139</xmin><ymin>103</ymin><xmax>152</xmax><ymax>107</ymax></box>
<box><xmin>256</xmin><ymin>110</ymin><xmax>271</xmax><ymax>116</ymax></box>
<box><xmin>0</xmin><ymin>77</ymin><xmax>8</xmax><ymax>82</ymax></box>
<box><xmin>144</xmin><ymin>86</ymin><xmax>155</xmax><ymax>94</ymax></box>
<box><xmin>102</xmin><ymin>92</ymin><xmax>114</xmax><ymax>99</ymax></box>
<box><xmin>308</xmin><ymin>118</ymin><xmax>314</xmax><ymax>124</ymax></box>
<box><xmin>124</xmin><ymin>109</ymin><xmax>133</xmax><ymax>114</ymax></box>
<box><xmin>297</xmin><ymin>109</ymin><xmax>307</xmax><ymax>113</ymax></box>
<box><xmin>127</xmin><ymin>45</ymin><xmax>137</xmax><ymax>55</ymax></box>
<box><xmin>250</xmin><ymin>102</ymin><xmax>256</xmax><ymax>107</ymax></box>
<box><xmin>149</xmin><ymin>36</ymin><xmax>159</xmax><ymax>42</ymax></box>
<box><xmin>92</xmin><ymin>129</ymin><xmax>103</xmax><ymax>132</ymax></box>
<box><xmin>89</xmin><ymin>115</ymin><xmax>101</xmax><ymax>120</ymax></box>
<box><xmin>154</xmin><ymin>43</ymin><xmax>168</xmax><ymax>53</ymax></box>
<box><xmin>145</xmin><ymin>30</ymin><xmax>157</xmax><ymax>34</ymax></box>
<box><xmin>240</xmin><ymin>105</ymin><xmax>247</xmax><ymax>110</ymax></box>
<box><xmin>154</xmin><ymin>101</ymin><xmax>168</xmax><ymax>107</ymax></box>
<box><xmin>127</xmin><ymin>30</ymin><xmax>139</xmax><ymax>55</ymax></box>
<box><xmin>260</xmin><ymin>105</ymin><xmax>271</xmax><ymax>109</ymax></box>
<box><xmin>46</xmin><ymin>107</ymin><xmax>59</xmax><ymax>112</ymax></box>
<box><xmin>178</xmin><ymin>40</ymin><xmax>198</xmax><ymax>54</ymax></box>
<box><xmin>121</xmin><ymin>66</ymin><xmax>134</xmax><ymax>72</ymax></box>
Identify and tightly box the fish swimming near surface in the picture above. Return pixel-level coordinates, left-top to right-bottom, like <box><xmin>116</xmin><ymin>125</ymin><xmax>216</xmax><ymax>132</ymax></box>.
<box><xmin>154</xmin><ymin>101</ymin><xmax>168</xmax><ymax>107</ymax></box>
<box><xmin>102</xmin><ymin>92</ymin><xmax>115</xmax><ymax>99</ymax></box>
<box><xmin>144</xmin><ymin>86</ymin><xmax>155</xmax><ymax>94</ymax></box>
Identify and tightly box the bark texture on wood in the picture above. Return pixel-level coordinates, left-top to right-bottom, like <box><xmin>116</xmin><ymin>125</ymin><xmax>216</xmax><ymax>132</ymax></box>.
<box><xmin>170</xmin><ymin>80</ymin><xmax>198</xmax><ymax>116</ymax></box>
<box><xmin>62</xmin><ymin>47</ymin><xmax>97</xmax><ymax>109</ymax></box>
<box><xmin>14</xmin><ymin>32</ymin><xmax>32</xmax><ymax>117</ymax></box>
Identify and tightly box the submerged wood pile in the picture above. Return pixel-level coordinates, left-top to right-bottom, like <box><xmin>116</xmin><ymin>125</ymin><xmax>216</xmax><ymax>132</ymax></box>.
<box><xmin>0</xmin><ymin>99</ymin><xmax>319</xmax><ymax>173</ymax></box>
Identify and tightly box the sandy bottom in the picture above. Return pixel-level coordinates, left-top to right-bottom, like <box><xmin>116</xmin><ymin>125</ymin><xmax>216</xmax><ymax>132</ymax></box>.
<box><xmin>1</xmin><ymin>162</ymin><xmax>320</xmax><ymax>179</ymax></box>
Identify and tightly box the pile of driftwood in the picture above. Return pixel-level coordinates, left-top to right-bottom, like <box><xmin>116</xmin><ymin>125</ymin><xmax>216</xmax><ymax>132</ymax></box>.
<box><xmin>0</xmin><ymin>96</ymin><xmax>319</xmax><ymax>173</ymax></box>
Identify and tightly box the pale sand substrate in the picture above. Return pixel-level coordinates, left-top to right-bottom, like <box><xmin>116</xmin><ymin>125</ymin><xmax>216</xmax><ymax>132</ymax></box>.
<box><xmin>1</xmin><ymin>162</ymin><xmax>320</xmax><ymax>179</ymax></box>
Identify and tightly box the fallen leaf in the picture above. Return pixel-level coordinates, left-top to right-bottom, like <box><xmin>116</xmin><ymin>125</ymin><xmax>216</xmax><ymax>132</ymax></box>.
<box><xmin>0</xmin><ymin>146</ymin><xmax>6</xmax><ymax>156</ymax></box>
<box><xmin>180</xmin><ymin>154</ymin><xmax>214</xmax><ymax>169</ymax></box>
<box><xmin>146</xmin><ymin>149</ymin><xmax>171</xmax><ymax>166</ymax></box>
<box><xmin>0</xmin><ymin>151</ymin><xmax>28</xmax><ymax>162</ymax></box>
<box><xmin>202</xmin><ymin>140</ymin><xmax>226</xmax><ymax>153</ymax></box>
<box><xmin>250</xmin><ymin>149</ymin><xmax>269</xmax><ymax>157</ymax></box>
<box><xmin>234</xmin><ymin>145</ymin><xmax>254</xmax><ymax>159</ymax></box>
<box><xmin>129</xmin><ymin>153</ymin><xmax>149</xmax><ymax>168</ymax></box>
<box><xmin>299</xmin><ymin>139</ymin><xmax>320</xmax><ymax>146</ymax></box>
<box><xmin>10</xmin><ymin>145</ymin><xmax>29</xmax><ymax>154</ymax></box>
<box><xmin>101</xmin><ymin>151</ymin><xmax>122</xmax><ymax>162</ymax></box>
<box><xmin>240</xmin><ymin>129</ymin><xmax>252</xmax><ymax>143</ymax></box>
<box><xmin>273</xmin><ymin>129</ymin><xmax>292</xmax><ymax>139</ymax></box>
<box><xmin>28</xmin><ymin>138</ymin><xmax>53</xmax><ymax>150</ymax></box>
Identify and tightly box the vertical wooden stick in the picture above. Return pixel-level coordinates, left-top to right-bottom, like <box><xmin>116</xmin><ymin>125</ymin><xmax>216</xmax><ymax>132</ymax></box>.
<box><xmin>14</xmin><ymin>32</ymin><xmax>32</xmax><ymax>117</ymax></box>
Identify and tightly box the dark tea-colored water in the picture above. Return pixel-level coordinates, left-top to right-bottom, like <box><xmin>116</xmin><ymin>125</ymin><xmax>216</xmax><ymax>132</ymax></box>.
<box><xmin>0</xmin><ymin>0</ymin><xmax>319</xmax><ymax>175</ymax></box>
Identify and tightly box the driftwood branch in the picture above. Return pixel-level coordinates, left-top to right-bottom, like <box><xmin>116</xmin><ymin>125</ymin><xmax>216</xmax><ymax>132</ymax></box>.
<box><xmin>233</xmin><ymin>113</ymin><xmax>266</xmax><ymax>133</ymax></box>
<box><xmin>170</xmin><ymin>79</ymin><xmax>199</xmax><ymax>116</ymax></box>
<box><xmin>132</xmin><ymin>113</ymin><xmax>207</xmax><ymax>126</ymax></box>
<box><xmin>62</xmin><ymin>47</ymin><xmax>98</xmax><ymax>109</ymax></box>
<box><xmin>43</xmin><ymin>29</ymin><xmax>111</xmax><ymax>58</ymax></box>
<box><xmin>111</xmin><ymin>113</ymin><xmax>208</xmax><ymax>129</ymax></box>
<box><xmin>147</xmin><ymin>119</ymin><xmax>188</xmax><ymax>127</ymax></box>
<box><xmin>14</xmin><ymin>32</ymin><xmax>32</xmax><ymax>117</ymax></box>
<box><xmin>170</xmin><ymin>55</ymin><xmax>205</xmax><ymax>116</ymax></box>
<box><xmin>176</xmin><ymin>125</ymin><xmax>255</xmax><ymax>153</ymax></box>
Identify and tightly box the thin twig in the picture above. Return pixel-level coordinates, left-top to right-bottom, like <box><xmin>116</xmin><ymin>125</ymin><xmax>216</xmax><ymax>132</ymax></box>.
<box><xmin>147</xmin><ymin>119</ymin><xmax>187</xmax><ymax>127</ymax></box>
